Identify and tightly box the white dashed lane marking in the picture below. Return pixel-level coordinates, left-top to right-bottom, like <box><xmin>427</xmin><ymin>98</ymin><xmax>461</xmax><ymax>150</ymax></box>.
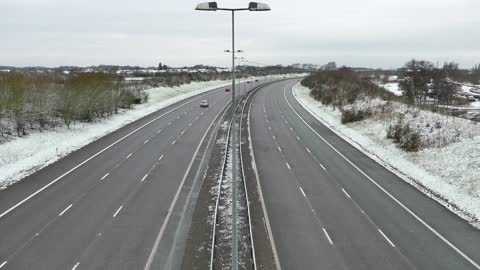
<box><xmin>323</xmin><ymin>228</ymin><xmax>334</xmax><ymax>245</ymax></box>
<box><xmin>113</xmin><ymin>206</ymin><xmax>123</xmax><ymax>218</ymax></box>
<box><xmin>72</xmin><ymin>262</ymin><xmax>80</xmax><ymax>270</ymax></box>
<box><xmin>379</xmin><ymin>229</ymin><xmax>396</xmax><ymax>247</ymax></box>
<box><xmin>59</xmin><ymin>204</ymin><xmax>73</xmax><ymax>216</ymax></box>
<box><xmin>100</xmin><ymin>173</ymin><xmax>109</xmax><ymax>180</ymax></box>
<box><xmin>342</xmin><ymin>188</ymin><xmax>351</xmax><ymax>199</ymax></box>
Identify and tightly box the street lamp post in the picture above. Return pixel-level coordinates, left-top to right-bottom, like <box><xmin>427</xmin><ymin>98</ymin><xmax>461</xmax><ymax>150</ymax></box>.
<box><xmin>195</xmin><ymin>2</ymin><xmax>270</xmax><ymax>270</ymax></box>
<box><xmin>235</xmin><ymin>57</ymin><xmax>244</xmax><ymax>94</ymax></box>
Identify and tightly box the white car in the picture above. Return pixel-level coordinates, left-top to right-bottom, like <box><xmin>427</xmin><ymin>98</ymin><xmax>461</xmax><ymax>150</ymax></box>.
<box><xmin>200</xmin><ymin>100</ymin><xmax>209</xmax><ymax>107</ymax></box>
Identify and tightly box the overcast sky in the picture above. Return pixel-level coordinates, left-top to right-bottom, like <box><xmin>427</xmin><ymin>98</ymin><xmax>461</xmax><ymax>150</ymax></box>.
<box><xmin>1</xmin><ymin>0</ymin><xmax>479</xmax><ymax>68</ymax></box>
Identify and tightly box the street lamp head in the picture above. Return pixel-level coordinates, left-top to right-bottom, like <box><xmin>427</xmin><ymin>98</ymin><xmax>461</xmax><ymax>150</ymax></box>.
<box><xmin>248</xmin><ymin>2</ymin><xmax>271</xmax><ymax>11</ymax></box>
<box><xmin>195</xmin><ymin>2</ymin><xmax>218</xmax><ymax>11</ymax></box>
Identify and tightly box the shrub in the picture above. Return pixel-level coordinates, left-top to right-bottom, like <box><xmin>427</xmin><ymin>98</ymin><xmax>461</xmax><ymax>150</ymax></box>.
<box><xmin>341</xmin><ymin>108</ymin><xmax>372</xmax><ymax>124</ymax></box>
<box><xmin>400</xmin><ymin>131</ymin><xmax>421</xmax><ymax>152</ymax></box>
<box><xmin>386</xmin><ymin>121</ymin><xmax>422</xmax><ymax>152</ymax></box>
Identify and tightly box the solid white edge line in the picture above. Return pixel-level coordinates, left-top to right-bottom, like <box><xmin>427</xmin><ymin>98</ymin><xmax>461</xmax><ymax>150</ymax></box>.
<box><xmin>0</xmin><ymin>261</ymin><xmax>7</xmax><ymax>268</ymax></box>
<box><xmin>144</xmin><ymin>139</ymin><xmax>149</xmax><ymax>144</ymax></box>
<box><xmin>72</xmin><ymin>262</ymin><xmax>80</xmax><ymax>270</ymax></box>
<box><xmin>159</xmin><ymin>155</ymin><xmax>164</xmax><ymax>161</ymax></box>
<box><xmin>144</xmin><ymin>102</ymin><xmax>230</xmax><ymax>270</ymax></box>
<box><xmin>272</xmin><ymin>135</ymin><xmax>276</xmax><ymax>140</ymax></box>
<box><xmin>342</xmin><ymin>188</ymin><xmax>351</xmax><ymax>199</ymax></box>
<box><xmin>378</xmin><ymin>229</ymin><xmax>396</xmax><ymax>247</ymax></box>
<box><xmin>59</xmin><ymin>204</ymin><xmax>73</xmax><ymax>216</ymax></box>
<box><xmin>286</xmin><ymin>162</ymin><xmax>291</xmax><ymax>170</ymax></box>
<box><xmin>171</xmin><ymin>140</ymin><xmax>176</xmax><ymax>145</ymax></box>
<box><xmin>285</xmin><ymin>84</ymin><xmax>480</xmax><ymax>269</ymax></box>
<box><xmin>100</xmin><ymin>173</ymin><xmax>109</xmax><ymax>180</ymax></box>
<box><xmin>181</xmin><ymin>130</ymin><xmax>185</xmax><ymax>135</ymax></box>
<box><xmin>157</xmin><ymin>130</ymin><xmax>162</xmax><ymax>134</ymax></box>
<box><xmin>247</xmin><ymin>90</ymin><xmax>282</xmax><ymax>270</ymax></box>
<box><xmin>278</xmin><ymin>146</ymin><xmax>282</xmax><ymax>152</ymax></box>
<box><xmin>141</xmin><ymin>174</ymin><xmax>149</xmax><ymax>182</ymax></box>
<box><xmin>126</xmin><ymin>153</ymin><xmax>133</xmax><ymax>159</ymax></box>
<box><xmin>306</xmin><ymin>147</ymin><xmax>311</xmax><ymax>153</ymax></box>
<box><xmin>113</xmin><ymin>205</ymin><xmax>123</xmax><ymax>218</ymax></box>
<box><xmin>323</xmin><ymin>228</ymin><xmax>334</xmax><ymax>245</ymax></box>
<box><xmin>300</xmin><ymin>187</ymin><xmax>306</xmax><ymax>197</ymax></box>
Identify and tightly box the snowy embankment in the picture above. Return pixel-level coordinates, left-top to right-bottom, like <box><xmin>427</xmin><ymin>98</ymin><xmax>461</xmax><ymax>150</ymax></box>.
<box><xmin>293</xmin><ymin>83</ymin><xmax>480</xmax><ymax>227</ymax></box>
<box><xmin>0</xmin><ymin>75</ymin><xmax>294</xmax><ymax>190</ymax></box>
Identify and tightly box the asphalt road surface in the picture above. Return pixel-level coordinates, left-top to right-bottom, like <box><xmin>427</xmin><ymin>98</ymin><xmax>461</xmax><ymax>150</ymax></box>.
<box><xmin>248</xmin><ymin>79</ymin><xmax>480</xmax><ymax>270</ymax></box>
<box><xmin>1</xmin><ymin>78</ymin><xmax>479</xmax><ymax>270</ymax></box>
<box><xmin>0</xmin><ymin>81</ymin><xmax>258</xmax><ymax>270</ymax></box>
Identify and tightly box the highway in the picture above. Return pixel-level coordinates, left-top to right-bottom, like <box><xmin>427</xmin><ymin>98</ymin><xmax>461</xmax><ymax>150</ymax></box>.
<box><xmin>248</xmin><ymin>79</ymin><xmax>480</xmax><ymax>270</ymax></box>
<box><xmin>0</xmin><ymin>82</ymin><xmax>256</xmax><ymax>270</ymax></box>
<box><xmin>0</xmin><ymin>78</ymin><xmax>479</xmax><ymax>270</ymax></box>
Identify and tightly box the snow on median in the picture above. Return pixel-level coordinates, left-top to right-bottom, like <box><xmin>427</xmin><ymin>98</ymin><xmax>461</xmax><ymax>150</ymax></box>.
<box><xmin>293</xmin><ymin>83</ymin><xmax>480</xmax><ymax>227</ymax></box>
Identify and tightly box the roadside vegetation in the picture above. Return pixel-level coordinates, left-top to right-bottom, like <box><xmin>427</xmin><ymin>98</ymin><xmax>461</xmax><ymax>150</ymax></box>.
<box><xmin>0</xmin><ymin>66</ymin><xmax>297</xmax><ymax>143</ymax></box>
<box><xmin>0</xmin><ymin>72</ymin><xmax>147</xmax><ymax>141</ymax></box>
<box><xmin>302</xmin><ymin>61</ymin><xmax>480</xmax><ymax>152</ymax></box>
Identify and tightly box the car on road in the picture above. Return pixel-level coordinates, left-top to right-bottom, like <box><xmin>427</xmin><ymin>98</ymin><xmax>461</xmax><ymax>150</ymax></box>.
<box><xmin>200</xmin><ymin>100</ymin><xmax>209</xmax><ymax>107</ymax></box>
<box><xmin>225</xmin><ymin>88</ymin><xmax>231</xmax><ymax>92</ymax></box>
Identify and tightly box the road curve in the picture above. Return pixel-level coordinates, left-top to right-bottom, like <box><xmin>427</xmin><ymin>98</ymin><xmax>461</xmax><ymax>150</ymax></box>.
<box><xmin>0</xmin><ymin>81</ymin><xmax>257</xmax><ymax>270</ymax></box>
<box><xmin>248</xmin><ymin>79</ymin><xmax>480</xmax><ymax>270</ymax></box>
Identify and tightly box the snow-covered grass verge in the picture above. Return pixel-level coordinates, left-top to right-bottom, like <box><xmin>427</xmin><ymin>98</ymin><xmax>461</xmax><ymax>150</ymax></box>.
<box><xmin>293</xmin><ymin>83</ymin><xmax>480</xmax><ymax>227</ymax></box>
<box><xmin>0</xmin><ymin>74</ymin><xmax>297</xmax><ymax>190</ymax></box>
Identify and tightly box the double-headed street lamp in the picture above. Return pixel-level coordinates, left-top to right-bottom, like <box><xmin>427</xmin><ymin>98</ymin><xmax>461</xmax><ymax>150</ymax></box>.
<box><xmin>195</xmin><ymin>2</ymin><xmax>270</xmax><ymax>270</ymax></box>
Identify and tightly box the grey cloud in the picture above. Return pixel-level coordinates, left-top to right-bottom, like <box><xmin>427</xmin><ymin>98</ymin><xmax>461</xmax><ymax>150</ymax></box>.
<box><xmin>1</xmin><ymin>0</ymin><xmax>479</xmax><ymax>68</ymax></box>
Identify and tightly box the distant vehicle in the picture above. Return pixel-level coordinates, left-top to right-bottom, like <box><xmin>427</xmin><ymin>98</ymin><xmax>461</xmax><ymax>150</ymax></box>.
<box><xmin>200</xmin><ymin>100</ymin><xmax>209</xmax><ymax>107</ymax></box>
<box><xmin>467</xmin><ymin>95</ymin><xmax>476</xmax><ymax>101</ymax></box>
<box><xmin>225</xmin><ymin>88</ymin><xmax>231</xmax><ymax>92</ymax></box>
